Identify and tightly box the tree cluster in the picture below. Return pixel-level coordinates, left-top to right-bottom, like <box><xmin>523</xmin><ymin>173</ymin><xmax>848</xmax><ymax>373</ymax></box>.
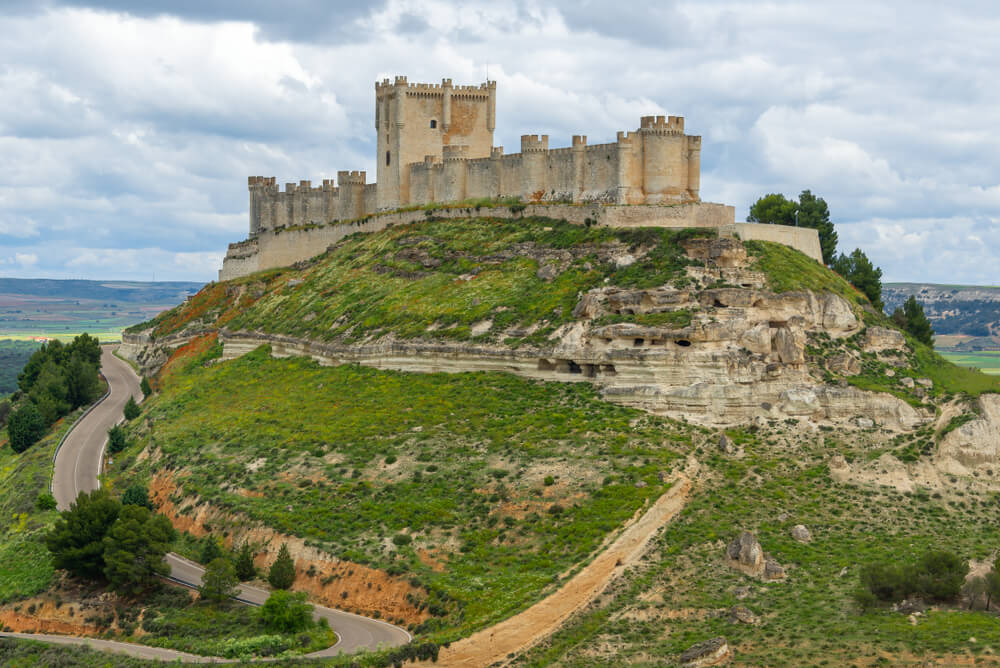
<box><xmin>892</xmin><ymin>295</ymin><xmax>935</xmax><ymax>346</ymax></box>
<box><xmin>856</xmin><ymin>549</ymin><xmax>968</xmax><ymax>608</ymax></box>
<box><xmin>747</xmin><ymin>190</ymin><xmax>838</xmax><ymax>264</ymax></box>
<box><xmin>8</xmin><ymin>334</ymin><xmax>102</xmax><ymax>453</ymax></box>
<box><xmin>831</xmin><ymin>249</ymin><xmax>884</xmax><ymax>311</ymax></box>
<box><xmin>45</xmin><ymin>488</ymin><xmax>176</xmax><ymax>595</ymax></box>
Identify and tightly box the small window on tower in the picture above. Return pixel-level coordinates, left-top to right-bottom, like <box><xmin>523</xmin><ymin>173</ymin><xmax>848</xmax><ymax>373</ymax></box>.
<box><xmin>430</xmin><ymin>119</ymin><xmax>437</xmax><ymax>128</ymax></box>
<box><xmin>386</xmin><ymin>151</ymin><xmax>391</xmax><ymax>166</ymax></box>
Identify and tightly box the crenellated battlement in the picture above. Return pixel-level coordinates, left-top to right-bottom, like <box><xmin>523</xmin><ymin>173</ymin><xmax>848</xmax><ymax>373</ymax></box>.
<box><xmin>521</xmin><ymin>135</ymin><xmax>550</xmax><ymax>152</ymax></box>
<box><xmin>337</xmin><ymin>170</ymin><xmax>367</xmax><ymax>186</ymax></box>
<box><xmin>639</xmin><ymin>115</ymin><xmax>685</xmax><ymax>134</ymax></box>
<box><xmin>443</xmin><ymin>145</ymin><xmax>470</xmax><ymax>161</ymax></box>
<box><xmin>376</xmin><ymin>76</ymin><xmax>495</xmax><ymax>99</ymax></box>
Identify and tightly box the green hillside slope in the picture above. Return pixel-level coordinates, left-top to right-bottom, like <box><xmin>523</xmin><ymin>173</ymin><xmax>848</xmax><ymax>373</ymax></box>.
<box><xmin>98</xmin><ymin>215</ymin><xmax>1000</xmax><ymax>664</ymax></box>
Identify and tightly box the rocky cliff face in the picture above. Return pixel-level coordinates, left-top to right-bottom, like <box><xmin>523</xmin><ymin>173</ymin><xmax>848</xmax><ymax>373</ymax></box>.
<box><xmin>126</xmin><ymin>236</ymin><xmax>929</xmax><ymax>429</ymax></box>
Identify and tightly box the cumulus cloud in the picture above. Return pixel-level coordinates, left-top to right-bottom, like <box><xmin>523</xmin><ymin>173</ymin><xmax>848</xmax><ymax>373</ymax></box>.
<box><xmin>0</xmin><ymin>0</ymin><xmax>998</xmax><ymax>282</ymax></box>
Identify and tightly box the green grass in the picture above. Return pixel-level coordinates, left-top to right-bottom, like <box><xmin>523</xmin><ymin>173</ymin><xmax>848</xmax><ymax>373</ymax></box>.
<box><xmin>517</xmin><ymin>428</ymin><xmax>1000</xmax><ymax>666</ymax></box>
<box><xmin>135</xmin><ymin>217</ymin><xmax>712</xmax><ymax>347</ymax></box>
<box><xmin>0</xmin><ymin>408</ymin><xmax>86</xmax><ymax>603</ymax></box>
<box><xmin>107</xmin><ymin>342</ymin><xmax>695</xmax><ymax>641</ymax></box>
<box><xmin>115</xmin><ymin>585</ymin><xmax>335</xmax><ymax>659</ymax></box>
<box><xmin>745</xmin><ymin>239</ymin><xmax>867</xmax><ymax>310</ymax></box>
<box><xmin>940</xmin><ymin>350</ymin><xmax>1000</xmax><ymax>376</ymax></box>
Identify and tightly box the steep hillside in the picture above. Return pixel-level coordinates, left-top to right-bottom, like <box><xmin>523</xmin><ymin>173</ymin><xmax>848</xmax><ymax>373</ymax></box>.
<box><xmin>110</xmin><ymin>215</ymin><xmax>1000</xmax><ymax>664</ymax></box>
<box><xmin>126</xmin><ymin>216</ymin><xmax>995</xmax><ymax>428</ymax></box>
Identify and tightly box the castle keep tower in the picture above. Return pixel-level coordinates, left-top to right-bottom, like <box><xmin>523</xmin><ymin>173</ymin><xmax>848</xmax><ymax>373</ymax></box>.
<box><xmin>375</xmin><ymin>76</ymin><xmax>497</xmax><ymax>210</ymax></box>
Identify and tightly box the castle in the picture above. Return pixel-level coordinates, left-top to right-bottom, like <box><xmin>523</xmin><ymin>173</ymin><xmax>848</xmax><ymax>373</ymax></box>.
<box><xmin>220</xmin><ymin>77</ymin><xmax>821</xmax><ymax>280</ymax></box>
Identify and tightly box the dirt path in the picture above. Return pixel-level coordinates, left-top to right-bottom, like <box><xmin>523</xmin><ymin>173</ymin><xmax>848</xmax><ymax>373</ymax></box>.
<box><xmin>431</xmin><ymin>472</ymin><xmax>694</xmax><ymax>667</ymax></box>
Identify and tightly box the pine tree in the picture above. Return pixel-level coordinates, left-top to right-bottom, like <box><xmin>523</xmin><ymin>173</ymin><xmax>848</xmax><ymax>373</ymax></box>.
<box><xmin>123</xmin><ymin>396</ymin><xmax>141</xmax><ymax>421</ymax></box>
<box><xmin>267</xmin><ymin>543</ymin><xmax>296</xmax><ymax>590</ymax></box>
<box><xmin>199</xmin><ymin>557</ymin><xmax>239</xmax><ymax>603</ymax></box>
<box><xmin>140</xmin><ymin>377</ymin><xmax>152</xmax><ymax>398</ymax></box>
<box><xmin>235</xmin><ymin>541</ymin><xmax>256</xmax><ymax>581</ymax></box>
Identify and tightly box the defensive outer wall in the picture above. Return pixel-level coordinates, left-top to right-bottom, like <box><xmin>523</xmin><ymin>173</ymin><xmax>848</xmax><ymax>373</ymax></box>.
<box><xmin>219</xmin><ymin>202</ymin><xmax>821</xmax><ymax>281</ymax></box>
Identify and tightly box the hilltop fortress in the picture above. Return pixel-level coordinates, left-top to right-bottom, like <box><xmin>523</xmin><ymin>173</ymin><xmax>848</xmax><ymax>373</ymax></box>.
<box><xmin>220</xmin><ymin>77</ymin><xmax>820</xmax><ymax>280</ymax></box>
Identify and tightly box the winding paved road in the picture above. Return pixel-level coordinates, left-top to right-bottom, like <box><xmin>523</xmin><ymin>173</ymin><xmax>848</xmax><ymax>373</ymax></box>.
<box><xmin>12</xmin><ymin>344</ymin><xmax>411</xmax><ymax>661</ymax></box>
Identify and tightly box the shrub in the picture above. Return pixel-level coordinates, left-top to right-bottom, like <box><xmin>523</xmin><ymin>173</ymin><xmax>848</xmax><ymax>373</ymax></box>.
<box><xmin>859</xmin><ymin>548</ymin><xmax>968</xmax><ymax>604</ymax></box>
<box><xmin>392</xmin><ymin>533</ymin><xmax>412</xmax><ymax>547</ymax></box>
<box><xmin>121</xmin><ymin>483</ymin><xmax>153</xmax><ymax>509</ymax></box>
<box><xmin>8</xmin><ymin>403</ymin><xmax>47</xmax><ymax>453</ymax></box>
<box><xmin>259</xmin><ymin>590</ymin><xmax>313</xmax><ymax>633</ymax></box>
<box><xmin>123</xmin><ymin>396</ymin><xmax>141</xmax><ymax>421</ymax></box>
<box><xmin>36</xmin><ymin>492</ymin><xmax>57</xmax><ymax>510</ymax></box>
<box><xmin>107</xmin><ymin>425</ymin><xmax>127</xmax><ymax>454</ymax></box>
<box><xmin>267</xmin><ymin>543</ymin><xmax>295</xmax><ymax>590</ymax></box>
<box><xmin>543</xmin><ymin>475</ymin><xmax>555</xmax><ymax>486</ymax></box>
<box><xmin>140</xmin><ymin>377</ymin><xmax>152</xmax><ymax>397</ymax></box>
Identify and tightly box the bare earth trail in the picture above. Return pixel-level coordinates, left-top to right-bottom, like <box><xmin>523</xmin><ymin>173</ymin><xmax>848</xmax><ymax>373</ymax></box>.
<box><xmin>430</xmin><ymin>472</ymin><xmax>694</xmax><ymax>667</ymax></box>
<box><xmin>2</xmin><ymin>345</ymin><xmax>410</xmax><ymax>661</ymax></box>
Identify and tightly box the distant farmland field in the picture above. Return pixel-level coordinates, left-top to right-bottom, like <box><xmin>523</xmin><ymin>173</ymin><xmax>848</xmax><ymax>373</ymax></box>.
<box><xmin>939</xmin><ymin>351</ymin><xmax>1000</xmax><ymax>375</ymax></box>
<box><xmin>0</xmin><ymin>278</ymin><xmax>203</xmax><ymax>342</ymax></box>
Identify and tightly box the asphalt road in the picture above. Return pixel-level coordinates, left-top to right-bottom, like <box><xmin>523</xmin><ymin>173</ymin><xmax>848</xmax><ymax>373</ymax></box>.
<box><xmin>38</xmin><ymin>345</ymin><xmax>411</xmax><ymax>660</ymax></box>
<box><xmin>51</xmin><ymin>346</ymin><xmax>142</xmax><ymax>511</ymax></box>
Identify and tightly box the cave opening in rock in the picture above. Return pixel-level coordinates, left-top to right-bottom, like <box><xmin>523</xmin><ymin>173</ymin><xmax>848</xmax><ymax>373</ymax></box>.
<box><xmin>674</xmin><ymin>339</ymin><xmax>692</xmax><ymax>347</ymax></box>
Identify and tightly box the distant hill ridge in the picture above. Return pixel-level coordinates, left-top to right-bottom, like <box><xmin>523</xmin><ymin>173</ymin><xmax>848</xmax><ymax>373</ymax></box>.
<box><xmin>884</xmin><ymin>282</ymin><xmax>1000</xmax><ymax>339</ymax></box>
<box><xmin>0</xmin><ymin>278</ymin><xmax>202</xmax><ymax>303</ymax></box>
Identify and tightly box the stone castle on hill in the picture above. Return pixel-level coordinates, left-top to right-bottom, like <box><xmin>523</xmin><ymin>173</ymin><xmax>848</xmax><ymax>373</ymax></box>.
<box><xmin>221</xmin><ymin>77</ymin><xmax>821</xmax><ymax>281</ymax></box>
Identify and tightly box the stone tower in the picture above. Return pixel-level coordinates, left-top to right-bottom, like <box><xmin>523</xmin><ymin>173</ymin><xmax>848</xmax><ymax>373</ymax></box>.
<box><xmin>375</xmin><ymin>76</ymin><xmax>496</xmax><ymax>210</ymax></box>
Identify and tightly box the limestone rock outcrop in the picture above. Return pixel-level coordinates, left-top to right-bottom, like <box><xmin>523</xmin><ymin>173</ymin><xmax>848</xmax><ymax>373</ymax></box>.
<box><xmin>827</xmin><ymin>352</ymin><xmax>860</xmax><ymax>376</ymax></box>
<box><xmin>863</xmin><ymin>326</ymin><xmax>906</xmax><ymax>352</ymax></box>
<box><xmin>680</xmin><ymin>636</ymin><xmax>731</xmax><ymax>668</ymax></box>
<box><xmin>726</xmin><ymin>531</ymin><xmax>764</xmax><ymax>577</ymax></box>
<box><xmin>938</xmin><ymin>396</ymin><xmax>1000</xmax><ymax>473</ymax></box>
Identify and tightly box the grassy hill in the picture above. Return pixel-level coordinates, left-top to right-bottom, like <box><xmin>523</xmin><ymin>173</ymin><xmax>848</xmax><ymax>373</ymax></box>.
<box><xmin>11</xmin><ymin>215</ymin><xmax>1000</xmax><ymax>664</ymax></box>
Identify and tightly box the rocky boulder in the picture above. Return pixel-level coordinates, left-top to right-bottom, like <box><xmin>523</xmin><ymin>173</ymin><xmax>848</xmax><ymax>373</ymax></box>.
<box><xmin>680</xmin><ymin>636</ymin><xmax>731</xmax><ymax>668</ymax></box>
<box><xmin>718</xmin><ymin>434</ymin><xmax>737</xmax><ymax>455</ymax></box>
<box><xmin>726</xmin><ymin>531</ymin><xmax>764</xmax><ymax>577</ymax></box>
<box><xmin>763</xmin><ymin>558</ymin><xmax>786</xmax><ymax>581</ymax></box>
<box><xmin>863</xmin><ymin>326</ymin><xmax>906</xmax><ymax>352</ymax></box>
<box><xmin>728</xmin><ymin>606</ymin><xmax>761</xmax><ymax>625</ymax></box>
<box><xmin>790</xmin><ymin>524</ymin><xmax>812</xmax><ymax>543</ymax></box>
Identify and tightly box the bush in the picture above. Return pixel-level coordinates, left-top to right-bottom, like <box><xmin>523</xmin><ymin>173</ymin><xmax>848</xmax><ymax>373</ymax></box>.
<box><xmin>140</xmin><ymin>377</ymin><xmax>152</xmax><ymax>397</ymax></box>
<box><xmin>543</xmin><ymin>475</ymin><xmax>555</xmax><ymax>486</ymax></box>
<box><xmin>121</xmin><ymin>483</ymin><xmax>153</xmax><ymax>509</ymax></box>
<box><xmin>267</xmin><ymin>543</ymin><xmax>295</xmax><ymax>590</ymax></box>
<box><xmin>107</xmin><ymin>425</ymin><xmax>127</xmax><ymax>454</ymax></box>
<box><xmin>392</xmin><ymin>533</ymin><xmax>412</xmax><ymax>547</ymax></box>
<box><xmin>859</xmin><ymin>548</ymin><xmax>968</xmax><ymax>604</ymax></box>
<box><xmin>123</xmin><ymin>396</ymin><xmax>141</xmax><ymax>421</ymax></box>
<box><xmin>36</xmin><ymin>492</ymin><xmax>57</xmax><ymax>510</ymax></box>
<box><xmin>8</xmin><ymin>403</ymin><xmax>47</xmax><ymax>453</ymax></box>
<box><xmin>259</xmin><ymin>590</ymin><xmax>313</xmax><ymax>633</ymax></box>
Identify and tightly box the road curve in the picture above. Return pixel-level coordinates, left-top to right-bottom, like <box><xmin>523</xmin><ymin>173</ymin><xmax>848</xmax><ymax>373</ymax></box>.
<box><xmin>42</xmin><ymin>344</ymin><xmax>411</xmax><ymax>660</ymax></box>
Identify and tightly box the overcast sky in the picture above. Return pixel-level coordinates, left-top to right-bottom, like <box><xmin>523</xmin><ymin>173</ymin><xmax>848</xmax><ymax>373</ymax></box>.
<box><xmin>1</xmin><ymin>1</ymin><xmax>998</xmax><ymax>284</ymax></box>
